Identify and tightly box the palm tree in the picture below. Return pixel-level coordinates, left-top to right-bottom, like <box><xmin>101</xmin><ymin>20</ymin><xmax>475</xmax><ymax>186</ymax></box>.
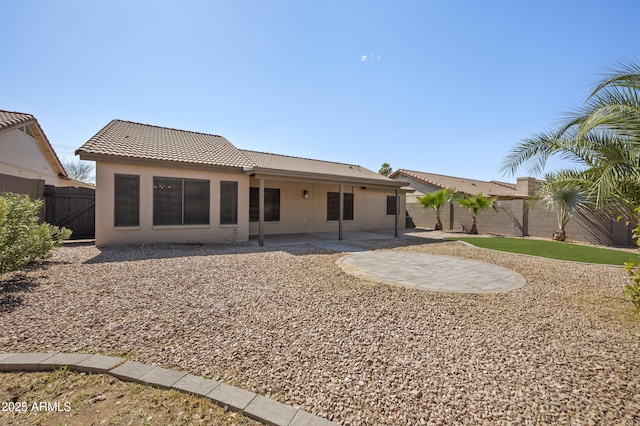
<box><xmin>456</xmin><ymin>193</ymin><xmax>498</xmax><ymax>234</ymax></box>
<box><xmin>416</xmin><ymin>188</ymin><xmax>455</xmax><ymax>230</ymax></box>
<box><xmin>499</xmin><ymin>59</ymin><xmax>640</xmax><ymax>214</ymax></box>
<box><xmin>536</xmin><ymin>174</ymin><xmax>590</xmax><ymax>241</ymax></box>
<box><xmin>379</xmin><ymin>163</ymin><xmax>393</xmax><ymax>176</ymax></box>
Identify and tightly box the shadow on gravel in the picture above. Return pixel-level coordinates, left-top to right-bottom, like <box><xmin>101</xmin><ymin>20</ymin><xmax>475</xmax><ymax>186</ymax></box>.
<box><xmin>83</xmin><ymin>242</ymin><xmax>257</xmax><ymax>264</ymax></box>
<box><xmin>83</xmin><ymin>230</ymin><xmax>452</xmax><ymax>264</ymax></box>
<box><xmin>63</xmin><ymin>239</ymin><xmax>96</xmax><ymax>248</ymax></box>
<box><xmin>0</xmin><ymin>273</ymin><xmax>38</xmax><ymax>313</ymax></box>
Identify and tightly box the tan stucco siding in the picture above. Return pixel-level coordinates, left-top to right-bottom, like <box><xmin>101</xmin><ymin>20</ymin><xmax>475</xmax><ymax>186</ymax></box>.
<box><xmin>95</xmin><ymin>161</ymin><xmax>249</xmax><ymax>246</ymax></box>
<box><xmin>248</xmin><ymin>178</ymin><xmax>404</xmax><ymax>235</ymax></box>
<box><xmin>0</xmin><ymin>128</ymin><xmax>60</xmax><ymax>185</ymax></box>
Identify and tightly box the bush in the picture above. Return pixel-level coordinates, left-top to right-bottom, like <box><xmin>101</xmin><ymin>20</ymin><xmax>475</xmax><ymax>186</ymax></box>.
<box><xmin>625</xmin><ymin>260</ymin><xmax>640</xmax><ymax>314</ymax></box>
<box><xmin>625</xmin><ymin>209</ymin><xmax>640</xmax><ymax>317</ymax></box>
<box><xmin>0</xmin><ymin>193</ymin><xmax>71</xmax><ymax>275</ymax></box>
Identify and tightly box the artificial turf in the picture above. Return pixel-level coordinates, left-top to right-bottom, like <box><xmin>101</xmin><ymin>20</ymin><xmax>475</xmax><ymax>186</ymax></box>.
<box><xmin>445</xmin><ymin>236</ymin><xmax>640</xmax><ymax>265</ymax></box>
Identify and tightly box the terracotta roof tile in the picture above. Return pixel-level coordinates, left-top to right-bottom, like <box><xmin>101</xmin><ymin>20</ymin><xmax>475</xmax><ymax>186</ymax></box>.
<box><xmin>0</xmin><ymin>110</ymin><xmax>35</xmax><ymax>131</ymax></box>
<box><xmin>76</xmin><ymin>120</ymin><xmax>254</xmax><ymax>168</ymax></box>
<box><xmin>241</xmin><ymin>150</ymin><xmax>395</xmax><ymax>182</ymax></box>
<box><xmin>77</xmin><ymin>119</ymin><xmax>404</xmax><ymax>187</ymax></box>
<box><xmin>392</xmin><ymin>169</ymin><xmax>517</xmax><ymax>197</ymax></box>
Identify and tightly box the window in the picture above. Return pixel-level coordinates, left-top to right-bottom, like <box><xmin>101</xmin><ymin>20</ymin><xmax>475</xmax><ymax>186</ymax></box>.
<box><xmin>153</xmin><ymin>177</ymin><xmax>210</xmax><ymax>225</ymax></box>
<box><xmin>114</xmin><ymin>174</ymin><xmax>140</xmax><ymax>227</ymax></box>
<box><xmin>220</xmin><ymin>181</ymin><xmax>238</xmax><ymax>225</ymax></box>
<box><xmin>249</xmin><ymin>187</ymin><xmax>280</xmax><ymax>222</ymax></box>
<box><xmin>387</xmin><ymin>195</ymin><xmax>398</xmax><ymax>215</ymax></box>
<box><xmin>327</xmin><ymin>192</ymin><xmax>354</xmax><ymax>221</ymax></box>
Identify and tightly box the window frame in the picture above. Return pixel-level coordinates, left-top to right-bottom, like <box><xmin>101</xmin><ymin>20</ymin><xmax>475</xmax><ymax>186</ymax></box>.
<box><xmin>220</xmin><ymin>181</ymin><xmax>239</xmax><ymax>225</ymax></box>
<box><xmin>153</xmin><ymin>176</ymin><xmax>210</xmax><ymax>226</ymax></box>
<box><xmin>327</xmin><ymin>192</ymin><xmax>354</xmax><ymax>221</ymax></box>
<box><xmin>249</xmin><ymin>187</ymin><xmax>281</xmax><ymax>222</ymax></box>
<box><xmin>386</xmin><ymin>195</ymin><xmax>398</xmax><ymax>216</ymax></box>
<box><xmin>114</xmin><ymin>174</ymin><xmax>140</xmax><ymax>227</ymax></box>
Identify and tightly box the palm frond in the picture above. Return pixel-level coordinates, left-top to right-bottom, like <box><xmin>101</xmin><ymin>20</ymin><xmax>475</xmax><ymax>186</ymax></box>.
<box><xmin>590</xmin><ymin>59</ymin><xmax>640</xmax><ymax>95</ymax></box>
<box><xmin>498</xmin><ymin>132</ymin><xmax>587</xmax><ymax>177</ymax></box>
<box><xmin>502</xmin><ymin>59</ymin><xmax>640</xmax><ymax>222</ymax></box>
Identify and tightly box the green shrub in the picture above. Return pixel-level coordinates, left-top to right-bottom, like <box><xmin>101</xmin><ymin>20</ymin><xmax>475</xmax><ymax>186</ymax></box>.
<box><xmin>0</xmin><ymin>192</ymin><xmax>71</xmax><ymax>275</ymax></box>
<box><xmin>625</xmin><ymin>209</ymin><xmax>640</xmax><ymax>317</ymax></box>
<box><xmin>624</xmin><ymin>261</ymin><xmax>640</xmax><ymax>315</ymax></box>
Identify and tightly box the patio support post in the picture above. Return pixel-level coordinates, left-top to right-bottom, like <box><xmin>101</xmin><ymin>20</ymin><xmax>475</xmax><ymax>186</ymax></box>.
<box><xmin>259</xmin><ymin>178</ymin><xmax>265</xmax><ymax>246</ymax></box>
<box><xmin>395</xmin><ymin>188</ymin><xmax>399</xmax><ymax>237</ymax></box>
<box><xmin>339</xmin><ymin>184</ymin><xmax>344</xmax><ymax>241</ymax></box>
<box><xmin>449</xmin><ymin>202</ymin><xmax>454</xmax><ymax>230</ymax></box>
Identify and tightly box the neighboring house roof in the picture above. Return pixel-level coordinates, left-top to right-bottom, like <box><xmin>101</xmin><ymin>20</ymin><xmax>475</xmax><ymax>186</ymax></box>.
<box><xmin>76</xmin><ymin>120</ymin><xmax>254</xmax><ymax>168</ymax></box>
<box><xmin>0</xmin><ymin>109</ymin><xmax>68</xmax><ymax>179</ymax></box>
<box><xmin>390</xmin><ymin>169</ymin><xmax>517</xmax><ymax>197</ymax></box>
<box><xmin>242</xmin><ymin>150</ymin><xmax>403</xmax><ymax>187</ymax></box>
<box><xmin>77</xmin><ymin>119</ymin><xmax>405</xmax><ymax>188</ymax></box>
<box><xmin>0</xmin><ymin>110</ymin><xmax>35</xmax><ymax>131</ymax></box>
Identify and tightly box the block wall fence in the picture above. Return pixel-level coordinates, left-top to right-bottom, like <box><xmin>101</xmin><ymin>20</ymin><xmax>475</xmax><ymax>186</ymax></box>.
<box><xmin>406</xmin><ymin>198</ymin><xmax>636</xmax><ymax>247</ymax></box>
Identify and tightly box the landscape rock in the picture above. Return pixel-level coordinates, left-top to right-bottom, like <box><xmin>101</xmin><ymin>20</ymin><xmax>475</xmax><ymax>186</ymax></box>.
<box><xmin>1</xmin><ymin>236</ymin><xmax>639</xmax><ymax>424</ymax></box>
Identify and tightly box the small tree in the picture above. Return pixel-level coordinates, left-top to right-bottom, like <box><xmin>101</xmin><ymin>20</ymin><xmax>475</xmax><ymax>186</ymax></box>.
<box><xmin>416</xmin><ymin>188</ymin><xmax>455</xmax><ymax>230</ymax></box>
<box><xmin>0</xmin><ymin>193</ymin><xmax>71</xmax><ymax>275</ymax></box>
<box><xmin>537</xmin><ymin>175</ymin><xmax>589</xmax><ymax>241</ymax></box>
<box><xmin>456</xmin><ymin>193</ymin><xmax>498</xmax><ymax>234</ymax></box>
<box><xmin>63</xmin><ymin>159</ymin><xmax>94</xmax><ymax>184</ymax></box>
<box><xmin>378</xmin><ymin>163</ymin><xmax>393</xmax><ymax>177</ymax></box>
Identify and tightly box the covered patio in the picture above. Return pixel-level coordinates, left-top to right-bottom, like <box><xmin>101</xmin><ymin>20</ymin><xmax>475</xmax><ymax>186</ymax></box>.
<box><xmin>248</xmin><ymin>230</ymin><xmax>394</xmax><ymax>247</ymax></box>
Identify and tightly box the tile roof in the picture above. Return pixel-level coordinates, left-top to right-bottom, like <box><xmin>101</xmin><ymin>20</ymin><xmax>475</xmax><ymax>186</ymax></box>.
<box><xmin>0</xmin><ymin>109</ymin><xmax>67</xmax><ymax>178</ymax></box>
<box><xmin>241</xmin><ymin>150</ymin><xmax>397</xmax><ymax>183</ymax></box>
<box><xmin>391</xmin><ymin>169</ymin><xmax>517</xmax><ymax>197</ymax></box>
<box><xmin>76</xmin><ymin>120</ymin><xmax>254</xmax><ymax>168</ymax></box>
<box><xmin>0</xmin><ymin>110</ymin><xmax>35</xmax><ymax>131</ymax></box>
<box><xmin>77</xmin><ymin>119</ymin><xmax>404</xmax><ymax>186</ymax></box>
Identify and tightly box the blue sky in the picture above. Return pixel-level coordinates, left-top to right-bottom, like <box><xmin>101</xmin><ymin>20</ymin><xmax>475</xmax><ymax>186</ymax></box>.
<box><xmin>3</xmin><ymin>0</ymin><xmax>639</xmax><ymax>182</ymax></box>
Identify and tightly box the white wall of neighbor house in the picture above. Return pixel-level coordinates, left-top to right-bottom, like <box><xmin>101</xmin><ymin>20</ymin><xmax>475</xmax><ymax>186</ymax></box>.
<box><xmin>95</xmin><ymin>161</ymin><xmax>250</xmax><ymax>246</ymax></box>
<box><xmin>0</xmin><ymin>128</ymin><xmax>61</xmax><ymax>185</ymax></box>
<box><xmin>248</xmin><ymin>177</ymin><xmax>405</xmax><ymax>235</ymax></box>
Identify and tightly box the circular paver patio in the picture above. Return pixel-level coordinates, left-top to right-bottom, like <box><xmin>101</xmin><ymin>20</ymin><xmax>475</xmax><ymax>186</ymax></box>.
<box><xmin>336</xmin><ymin>251</ymin><xmax>526</xmax><ymax>293</ymax></box>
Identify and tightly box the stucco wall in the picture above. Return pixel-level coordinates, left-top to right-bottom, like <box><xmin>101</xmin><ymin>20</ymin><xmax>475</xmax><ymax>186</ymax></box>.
<box><xmin>248</xmin><ymin>178</ymin><xmax>405</xmax><ymax>235</ymax></box>
<box><xmin>95</xmin><ymin>161</ymin><xmax>250</xmax><ymax>246</ymax></box>
<box><xmin>0</xmin><ymin>128</ymin><xmax>61</xmax><ymax>185</ymax></box>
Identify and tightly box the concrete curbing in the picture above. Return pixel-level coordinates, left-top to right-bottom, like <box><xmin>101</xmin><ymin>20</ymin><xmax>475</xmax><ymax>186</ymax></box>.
<box><xmin>0</xmin><ymin>352</ymin><xmax>336</xmax><ymax>426</ymax></box>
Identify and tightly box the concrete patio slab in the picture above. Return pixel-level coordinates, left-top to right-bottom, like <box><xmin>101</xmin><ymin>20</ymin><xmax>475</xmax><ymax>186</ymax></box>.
<box><xmin>337</xmin><ymin>251</ymin><xmax>526</xmax><ymax>293</ymax></box>
<box><xmin>75</xmin><ymin>354</ymin><xmax>124</xmax><ymax>373</ymax></box>
<box><xmin>109</xmin><ymin>360</ymin><xmax>154</xmax><ymax>382</ymax></box>
<box><xmin>138</xmin><ymin>366</ymin><xmax>187</xmax><ymax>389</ymax></box>
<box><xmin>0</xmin><ymin>353</ymin><xmax>14</xmax><ymax>362</ymax></box>
<box><xmin>0</xmin><ymin>353</ymin><xmax>55</xmax><ymax>371</ymax></box>
<box><xmin>310</xmin><ymin>241</ymin><xmax>366</xmax><ymax>252</ymax></box>
<box><xmin>250</xmin><ymin>231</ymin><xmax>393</xmax><ymax>247</ymax></box>
<box><xmin>244</xmin><ymin>394</ymin><xmax>299</xmax><ymax>426</ymax></box>
<box><xmin>173</xmin><ymin>373</ymin><xmax>221</xmax><ymax>397</ymax></box>
<box><xmin>207</xmin><ymin>382</ymin><xmax>257</xmax><ymax>411</ymax></box>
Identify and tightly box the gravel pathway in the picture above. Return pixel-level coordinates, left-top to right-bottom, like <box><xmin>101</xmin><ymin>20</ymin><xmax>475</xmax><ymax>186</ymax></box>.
<box><xmin>1</xmin><ymin>237</ymin><xmax>640</xmax><ymax>425</ymax></box>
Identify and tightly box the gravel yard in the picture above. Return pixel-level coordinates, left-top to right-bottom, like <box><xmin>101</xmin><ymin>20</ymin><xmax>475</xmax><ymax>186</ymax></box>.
<box><xmin>1</xmin><ymin>235</ymin><xmax>640</xmax><ymax>425</ymax></box>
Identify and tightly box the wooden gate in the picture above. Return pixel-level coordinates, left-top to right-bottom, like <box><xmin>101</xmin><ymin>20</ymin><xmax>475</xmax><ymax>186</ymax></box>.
<box><xmin>45</xmin><ymin>185</ymin><xmax>95</xmax><ymax>239</ymax></box>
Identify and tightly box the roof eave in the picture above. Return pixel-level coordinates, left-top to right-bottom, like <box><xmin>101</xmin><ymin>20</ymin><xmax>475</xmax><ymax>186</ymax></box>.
<box><xmin>23</xmin><ymin>120</ymin><xmax>68</xmax><ymax>179</ymax></box>
<box><xmin>76</xmin><ymin>151</ymin><xmax>249</xmax><ymax>172</ymax></box>
<box><xmin>249</xmin><ymin>167</ymin><xmax>408</xmax><ymax>188</ymax></box>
